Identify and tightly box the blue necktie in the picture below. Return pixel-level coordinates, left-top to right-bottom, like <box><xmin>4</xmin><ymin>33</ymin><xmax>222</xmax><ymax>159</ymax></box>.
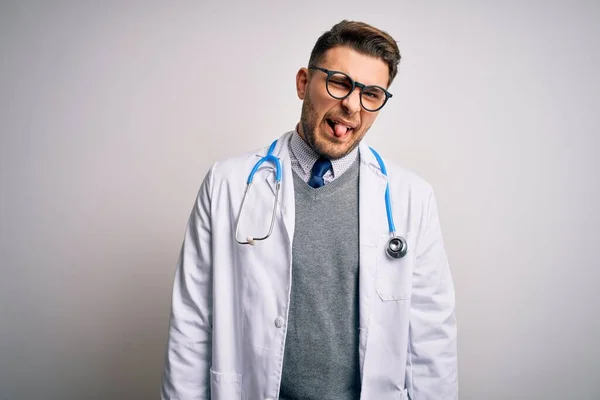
<box><xmin>308</xmin><ymin>157</ymin><xmax>332</xmax><ymax>188</ymax></box>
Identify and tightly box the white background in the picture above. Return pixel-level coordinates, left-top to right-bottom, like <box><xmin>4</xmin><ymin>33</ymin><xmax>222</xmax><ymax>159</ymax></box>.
<box><xmin>1</xmin><ymin>1</ymin><xmax>599</xmax><ymax>399</ymax></box>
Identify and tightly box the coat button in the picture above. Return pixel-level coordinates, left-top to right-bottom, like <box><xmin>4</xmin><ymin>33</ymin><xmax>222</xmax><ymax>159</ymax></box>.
<box><xmin>274</xmin><ymin>317</ymin><xmax>284</xmax><ymax>328</ymax></box>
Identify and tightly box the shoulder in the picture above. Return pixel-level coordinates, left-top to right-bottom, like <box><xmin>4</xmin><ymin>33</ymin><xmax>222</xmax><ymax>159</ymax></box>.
<box><xmin>209</xmin><ymin>132</ymin><xmax>292</xmax><ymax>182</ymax></box>
<box><xmin>209</xmin><ymin>147</ymin><xmax>264</xmax><ymax>182</ymax></box>
<box><xmin>386</xmin><ymin>159</ymin><xmax>434</xmax><ymax>197</ymax></box>
<box><xmin>361</xmin><ymin>143</ymin><xmax>435</xmax><ymax>199</ymax></box>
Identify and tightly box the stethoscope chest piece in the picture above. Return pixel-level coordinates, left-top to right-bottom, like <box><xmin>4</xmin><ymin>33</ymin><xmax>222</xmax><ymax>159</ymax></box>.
<box><xmin>386</xmin><ymin>235</ymin><xmax>408</xmax><ymax>259</ymax></box>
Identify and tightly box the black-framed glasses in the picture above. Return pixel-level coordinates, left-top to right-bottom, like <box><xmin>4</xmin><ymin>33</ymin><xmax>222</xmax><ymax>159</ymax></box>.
<box><xmin>308</xmin><ymin>65</ymin><xmax>393</xmax><ymax>112</ymax></box>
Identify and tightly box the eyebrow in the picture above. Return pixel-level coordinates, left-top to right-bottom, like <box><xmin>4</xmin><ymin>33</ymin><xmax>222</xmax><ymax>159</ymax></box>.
<box><xmin>336</xmin><ymin>69</ymin><xmax>387</xmax><ymax>88</ymax></box>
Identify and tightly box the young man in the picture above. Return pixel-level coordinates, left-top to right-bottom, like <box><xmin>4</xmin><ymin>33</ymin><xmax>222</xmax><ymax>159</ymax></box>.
<box><xmin>161</xmin><ymin>20</ymin><xmax>458</xmax><ymax>400</ymax></box>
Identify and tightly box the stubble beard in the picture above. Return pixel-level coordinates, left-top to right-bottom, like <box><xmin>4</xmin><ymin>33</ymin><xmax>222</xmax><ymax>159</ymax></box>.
<box><xmin>300</xmin><ymin>95</ymin><xmax>364</xmax><ymax>160</ymax></box>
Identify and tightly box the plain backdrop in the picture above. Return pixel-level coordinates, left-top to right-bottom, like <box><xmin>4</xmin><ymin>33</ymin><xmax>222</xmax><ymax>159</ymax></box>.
<box><xmin>1</xmin><ymin>1</ymin><xmax>599</xmax><ymax>399</ymax></box>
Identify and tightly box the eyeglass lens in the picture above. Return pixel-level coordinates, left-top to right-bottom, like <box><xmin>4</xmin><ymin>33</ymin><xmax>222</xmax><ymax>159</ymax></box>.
<box><xmin>326</xmin><ymin>72</ymin><xmax>386</xmax><ymax>111</ymax></box>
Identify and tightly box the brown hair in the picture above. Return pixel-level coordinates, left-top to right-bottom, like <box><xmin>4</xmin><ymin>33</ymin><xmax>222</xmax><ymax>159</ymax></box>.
<box><xmin>308</xmin><ymin>20</ymin><xmax>401</xmax><ymax>86</ymax></box>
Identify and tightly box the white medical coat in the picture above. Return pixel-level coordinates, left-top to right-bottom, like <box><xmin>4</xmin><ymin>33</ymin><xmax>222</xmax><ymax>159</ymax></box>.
<box><xmin>161</xmin><ymin>131</ymin><xmax>458</xmax><ymax>400</ymax></box>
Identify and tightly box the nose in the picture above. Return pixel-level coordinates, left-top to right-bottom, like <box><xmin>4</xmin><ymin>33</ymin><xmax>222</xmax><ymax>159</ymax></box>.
<box><xmin>341</xmin><ymin>87</ymin><xmax>362</xmax><ymax>114</ymax></box>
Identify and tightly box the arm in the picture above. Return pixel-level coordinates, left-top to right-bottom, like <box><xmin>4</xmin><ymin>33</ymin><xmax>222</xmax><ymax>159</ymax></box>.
<box><xmin>406</xmin><ymin>190</ymin><xmax>458</xmax><ymax>399</ymax></box>
<box><xmin>161</xmin><ymin>167</ymin><xmax>214</xmax><ymax>400</ymax></box>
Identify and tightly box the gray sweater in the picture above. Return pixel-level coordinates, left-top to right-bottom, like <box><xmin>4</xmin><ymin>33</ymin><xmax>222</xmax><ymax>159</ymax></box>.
<box><xmin>279</xmin><ymin>157</ymin><xmax>361</xmax><ymax>400</ymax></box>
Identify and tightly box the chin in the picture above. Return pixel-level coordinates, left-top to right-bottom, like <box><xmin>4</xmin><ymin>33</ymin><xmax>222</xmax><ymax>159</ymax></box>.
<box><xmin>314</xmin><ymin>135</ymin><xmax>355</xmax><ymax>159</ymax></box>
<box><xmin>314</xmin><ymin>126</ymin><xmax>359</xmax><ymax>158</ymax></box>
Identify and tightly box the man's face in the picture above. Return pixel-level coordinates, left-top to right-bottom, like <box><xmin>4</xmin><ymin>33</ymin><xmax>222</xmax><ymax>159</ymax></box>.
<box><xmin>296</xmin><ymin>46</ymin><xmax>390</xmax><ymax>159</ymax></box>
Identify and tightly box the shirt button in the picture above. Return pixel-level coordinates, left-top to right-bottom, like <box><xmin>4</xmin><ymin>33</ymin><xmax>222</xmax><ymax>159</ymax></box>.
<box><xmin>274</xmin><ymin>317</ymin><xmax>284</xmax><ymax>328</ymax></box>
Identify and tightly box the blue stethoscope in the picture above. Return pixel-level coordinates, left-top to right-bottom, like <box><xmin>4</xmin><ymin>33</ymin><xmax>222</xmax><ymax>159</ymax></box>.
<box><xmin>235</xmin><ymin>139</ymin><xmax>409</xmax><ymax>259</ymax></box>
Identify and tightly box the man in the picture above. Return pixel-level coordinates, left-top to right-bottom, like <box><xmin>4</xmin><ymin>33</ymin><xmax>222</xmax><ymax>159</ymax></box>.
<box><xmin>161</xmin><ymin>20</ymin><xmax>457</xmax><ymax>400</ymax></box>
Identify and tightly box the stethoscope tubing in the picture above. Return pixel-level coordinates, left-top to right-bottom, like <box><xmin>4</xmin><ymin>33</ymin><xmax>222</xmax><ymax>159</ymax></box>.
<box><xmin>368</xmin><ymin>147</ymin><xmax>396</xmax><ymax>234</ymax></box>
<box><xmin>236</xmin><ymin>139</ymin><xmax>408</xmax><ymax>259</ymax></box>
<box><xmin>247</xmin><ymin>140</ymin><xmax>281</xmax><ymax>184</ymax></box>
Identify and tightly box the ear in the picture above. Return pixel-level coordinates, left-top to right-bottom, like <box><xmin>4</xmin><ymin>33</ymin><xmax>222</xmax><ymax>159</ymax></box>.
<box><xmin>296</xmin><ymin>68</ymin><xmax>309</xmax><ymax>100</ymax></box>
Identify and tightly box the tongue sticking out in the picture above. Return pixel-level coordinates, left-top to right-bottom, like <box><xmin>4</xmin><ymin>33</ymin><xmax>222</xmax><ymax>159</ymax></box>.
<box><xmin>333</xmin><ymin>122</ymin><xmax>350</xmax><ymax>137</ymax></box>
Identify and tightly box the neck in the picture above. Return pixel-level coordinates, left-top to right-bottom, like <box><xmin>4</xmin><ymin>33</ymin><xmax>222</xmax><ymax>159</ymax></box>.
<box><xmin>296</xmin><ymin>122</ymin><xmax>308</xmax><ymax>143</ymax></box>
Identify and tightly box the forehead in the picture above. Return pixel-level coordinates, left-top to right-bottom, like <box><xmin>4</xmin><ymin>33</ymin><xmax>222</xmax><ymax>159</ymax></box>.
<box><xmin>320</xmin><ymin>46</ymin><xmax>390</xmax><ymax>87</ymax></box>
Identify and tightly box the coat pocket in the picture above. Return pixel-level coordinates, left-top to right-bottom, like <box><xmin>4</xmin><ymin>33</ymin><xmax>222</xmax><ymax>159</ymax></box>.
<box><xmin>209</xmin><ymin>368</ymin><xmax>242</xmax><ymax>400</ymax></box>
<box><xmin>375</xmin><ymin>232</ymin><xmax>414</xmax><ymax>301</ymax></box>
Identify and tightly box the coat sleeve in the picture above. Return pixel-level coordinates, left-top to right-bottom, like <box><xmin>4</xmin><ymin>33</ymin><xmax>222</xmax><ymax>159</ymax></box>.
<box><xmin>406</xmin><ymin>189</ymin><xmax>458</xmax><ymax>399</ymax></box>
<box><xmin>161</xmin><ymin>166</ymin><xmax>215</xmax><ymax>400</ymax></box>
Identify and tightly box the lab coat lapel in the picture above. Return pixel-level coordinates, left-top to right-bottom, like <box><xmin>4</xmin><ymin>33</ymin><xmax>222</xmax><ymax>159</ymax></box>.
<box><xmin>357</xmin><ymin>141</ymin><xmax>389</xmax><ymax>377</ymax></box>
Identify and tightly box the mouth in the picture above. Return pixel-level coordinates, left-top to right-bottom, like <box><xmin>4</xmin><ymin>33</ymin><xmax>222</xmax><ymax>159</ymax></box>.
<box><xmin>326</xmin><ymin>118</ymin><xmax>356</xmax><ymax>137</ymax></box>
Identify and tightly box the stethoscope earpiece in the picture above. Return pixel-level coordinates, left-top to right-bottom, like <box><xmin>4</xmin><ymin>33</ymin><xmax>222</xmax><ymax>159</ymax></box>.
<box><xmin>386</xmin><ymin>236</ymin><xmax>408</xmax><ymax>259</ymax></box>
